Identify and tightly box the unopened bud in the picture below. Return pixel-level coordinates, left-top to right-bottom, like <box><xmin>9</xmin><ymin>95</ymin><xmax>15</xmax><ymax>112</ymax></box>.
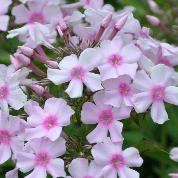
<box><xmin>147</xmin><ymin>0</ymin><xmax>163</xmax><ymax>15</ymax></box>
<box><xmin>114</xmin><ymin>14</ymin><xmax>128</xmax><ymax>31</ymax></box>
<box><xmin>46</xmin><ymin>60</ymin><xmax>59</xmax><ymax>69</ymax></box>
<box><xmin>11</xmin><ymin>54</ymin><xmax>31</xmax><ymax>70</ymax></box>
<box><xmin>31</xmin><ymin>85</ymin><xmax>45</xmax><ymax>96</ymax></box>
<box><xmin>146</xmin><ymin>15</ymin><xmax>160</xmax><ymax>26</ymax></box>
<box><xmin>18</xmin><ymin>46</ymin><xmax>34</xmax><ymax>57</ymax></box>
<box><xmin>101</xmin><ymin>13</ymin><xmax>112</xmax><ymax>28</ymax></box>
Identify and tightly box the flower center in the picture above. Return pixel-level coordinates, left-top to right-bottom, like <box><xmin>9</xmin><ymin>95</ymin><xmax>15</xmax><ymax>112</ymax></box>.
<box><xmin>0</xmin><ymin>85</ymin><xmax>9</xmax><ymax>100</ymax></box>
<box><xmin>0</xmin><ymin>130</ymin><xmax>11</xmax><ymax>145</ymax></box>
<box><xmin>110</xmin><ymin>154</ymin><xmax>125</xmax><ymax>170</ymax></box>
<box><xmin>108</xmin><ymin>54</ymin><xmax>122</xmax><ymax>67</ymax></box>
<box><xmin>35</xmin><ymin>152</ymin><xmax>50</xmax><ymax>167</ymax></box>
<box><xmin>99</xmin><ymin>109</ymin><xmax>114</xmax><ymax>126</ymax></box>
<box><xmin>43</xmin><ymin>115</ymin><xmax>58</xmax><ymax>130</ymax></box>
<box><xmin>159</xmin><ymin>56</ymin><xmax>171</xmax><ymax>67</ymax></box>
<box><xmin>70</xmin><ymin>67</ymin><xmax>86</xmax><ymax>80</ymax></box>
<box><xmin>151</xmin><ymin>86</ymin><xmax>165</xmax><ymax>102</ymax></box>
<box><xmin>118</xmin><ymin>82</ymin><xmax>131</xmax><ymax>96</ymax></box>
<box><xmin>29</xmin><ymin>12</ymin><xmax>45</xmax><ymax>24</ymax></box>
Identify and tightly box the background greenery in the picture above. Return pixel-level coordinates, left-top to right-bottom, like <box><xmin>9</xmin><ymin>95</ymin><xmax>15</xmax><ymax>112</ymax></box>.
<box><xmin>1</xmin><ymin>0</ymin><xmax>178</xmax><ymax>177</ymax></box>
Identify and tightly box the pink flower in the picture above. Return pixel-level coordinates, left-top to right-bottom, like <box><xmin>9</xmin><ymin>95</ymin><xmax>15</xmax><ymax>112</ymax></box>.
<box><xmin>48</xmin><ymin>48</ymin><xmax>103</xmax><ymax>98</ymax></box>
<box><xmin>16</xmin><ymin>138</ymin><xmax>66</xmax><ymax>178</ymax></box>
<box><xmin>81</xmin><ymin>91</ymin><xmax>131</xmax><ymax>143</ymax></box>
<box><xmin>0</xmin><ymin>111</ymin><xmax>23</xmax><ymax>164</ymax></box>
<box><xmin>103</xmin><ymin>75</ymin><xmax>134</xmax><ymax>107</ymax></box>
<box><xmin>91</xmin><ymin>138</ymin><xmax>143</xmax><ymax>178</ymax></box>
<box><xmin>5</xmin><ymin>168</ymin><xmax>18</xmax><ymax>178</ymax></box>
<box><xmin>68</xmin><ymin>158</ymin><xmax>102</xmax><ymax>178</ymax></box>
<box><xmin>25</xmin><ymin>98</ymin><xmax>74</xmax><ymax>141</ymax></box>
<box><xmin>132</xmin><ymin>64</ymin><xmax>178</xmax><ymax>124</ymax></box>
<box><xmin>0</xmin><ymin>65</ymin><xmax>27</xmax><ymax>112</ymax></box>
<box><xmin>0</xmin><ymin>0</ymin><xmax>12</xmax><ymax>31</ymax></box>
<box><xmin>98</xmin><ymin>37</ymin><xmax>141</xmax><ymax>81</ymax></box>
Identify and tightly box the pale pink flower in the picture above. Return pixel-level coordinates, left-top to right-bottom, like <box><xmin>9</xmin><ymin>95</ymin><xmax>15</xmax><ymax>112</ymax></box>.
<box><xmin>132</xmin><ymin>64</ymin><xmax>178</xmax><ymax>124</ymax></box>
<box><xmin>91</xmin><ymin>138</ymin><xmax>143</xmax><ymax>178</ymax></box>
<box><xmin>5</xmin><ymin>168</ymin><xmax>18</xmax><ymax>178</ymax></box>
<box><xmin>48</xmin><ymin>48</ymin><xmax>103</xmax><ymax>98</ymax></box>
<box><xmin>16</xmin><ymin>138</ymin><xmax>66</xmax><ymax>178</ymax></box>
<box><xmin>98</xmin><ymin>37</ymin><xmax>141</xmax><ymax>81</ymax></box>
<box><xmin>170</xmin><ymin>147</ymin><xmax>178</xmax><ymax>162</ymax></box>
<box><xmin>25</xmin><ymin>98</ymin><xmax>74</xmax><ymax>141</ymax></box>
<box><xmin>81</xmin><ymin>91</ymin><xmax>131</xmax><ymax>143</ymax></box>
<box><xmin>0</xmin><ymin>65</ymin><xmax>27</xmax><ymax>112</ymax></box>
<box><xmin>68</xmin><ymin>158</ymin><xmax>102</xmax><ymax>178</ymax></box>
<box><xmin>0</xmin><ymin>111</ymin><xmax>23</xmax><ymax>164</ymax></box>
<box><xmin>103</xmin><ymin>75</ymin><xmax>134</xmax><ymax>107</ymax></box>
<box><xmin>0</xmin><ymin>0</ymin><xmax>12</xmax><ymax>31</ymax></box>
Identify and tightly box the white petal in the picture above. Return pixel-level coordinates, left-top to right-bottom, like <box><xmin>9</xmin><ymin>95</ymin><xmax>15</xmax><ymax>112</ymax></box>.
<box><xmin>65</xmin><ymin>80</ymin><xmax>83</xmax><ymax>98</ymax></box>
<box><xmin>47</xmin><ymin>68</ymin><xmax>70</xmax><ymax>85</ymax></box>
<box><xmin>0</xmin><ymin>145</ymin><xmax>11</xmax><ymax>164</ymax></box>
<box><xmin>118</xmin><ymin>167</ymin><xmax>140</xmax><ymax>178</ymax></box>
<box><xmin>165</xmin><ymin>86</ymin><xmax>178</xmax><ymax>105</ymax></box>
<box><xmin>25</xmin><ymin>168</ymin><xmax>46</xmax><ymax>178</ymax></box>
<box><xmin>83</xmin><ymin>72</ymin><xmax>103</xmax><ymax>92</ymax></box>
<box><xmin>151</xmin><ymin>102</ymin><xmax>168</xmax><ymax>124</ymax></box>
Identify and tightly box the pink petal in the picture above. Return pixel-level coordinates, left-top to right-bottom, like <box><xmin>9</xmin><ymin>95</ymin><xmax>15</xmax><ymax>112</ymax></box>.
<box><xmin>121</xmin><ymin>44</ymin><xmax>141</xmax><ymax>63</ymax></box>
<box><xmin>46</xmin><ymin>126</ymin><xmax>62</xmax><ymax>141</ymax></box>
<box><xmin>133</xmin><ymin>70</ymin><xmax>153</xmax><ymax>91</ymax></box>
<box><xmin>59</xmin><ymin>54</ymin><xmax>79</xmax><ymax>70</ymax></box>
<box><xmin>104</xmin><ymin>90</ymin><xmax>122</xmax><ymax>107</ymax></box>
<box><xmin>165</xmin><ymin>86</ymin><xmax>178</xmax><ymax>105</ymax></box>
<box><xmin>79</xmin><ymin>48</ymin><xmax>102</xmax><ymax>71</ymax></box>
<box><xmin>0</xmin><ymin>145</ymin><xmax>11</xmax><ymax>164</ymax></box>
<box><xmin>109</xmin><ymin>121</ymin><xmax>123</xmax><ymax>142</ymax></box>
<box><xmin>47</xmin><ymin>158</ymin><xmax>66</xmax><ymax>177</ymax></box>
<box><xmin>132</xmin><ymin>92</ymin><xmax>152</xmax><ymax>113</ymax></box>
<box><xmin>47</xmin><ymin>68</ymin><xmax>70</xmax><ymax>85</ymax></box>
<box><xmin>151</xmin><ymin>102</ymin><xmax>168</xmax><ymax>124</ymax></box>
<box><xmin>81</xmin><ymin>102</ymin><xmax>99</xmax><ymax>124</ymax></box>
<box><xmin>118</xmin><ymin>167</ymin><xmax>140</xmax><ymax>178</ymax></box>
<box><xmin>123</xmin><ymin>147</ymin><xmax>143</xmax><ymax>167</ymax></box>
<box><xmin>16</xmin><ymin>152</ymin><xmax>35</xmax><ymax>173</ymax></box>
<box><xmin>68</xmin><ymin>158</ymin><xmax>88</xmax><ymax>178</ymax></box>
<box><xmin>87</xmin><ymin>124</ymin><xmax>108</xmax><ymax>143</ymax></box>
<box><xmin>98</xmin><ymin>63</ymin><xmax>118</xmax><ymax>81</ymax></box>
<box><xmin>93</xmin><ymin>90</ymin><xmax>106</xmax><ymax>107</ymax></box>
<box><xmin>83</xmin><ymin>72</ymin><xmax>103</xmax><ymax>92</ymax></box>
<box><xmin>5</xmin><ymin>168</ymin><xmax>18</xmax><ymax>178</ymax></box>
<box><xmin>65</xmin><ymin>79</ymin><xmax>83</xmax><ymax>98</ymax></box>
<box><xmin>12</xmin><ymin>4</ymin><xmax>30</xmax><ymax>24</ymax></box>
<box><xmin>101</xmin><ymin>165</ymin><xmax>117</xmax><ymax>178</ymax></box>
<box><xmin>170</xmin><ymin>147</ymin><xmax>178</xmax><ymax>162</ymax></box>
<box><xmin>0</xmin><ymin>15</ymin><xmax>9</xmax><ymax>31</ymax></box>
<box><xmin>25</xmin><ymin>168</ymin><xmax>46</xmax><ymax>178</ymax></box>
<box><xmin>118</xmin><ymin>63</ymin><xmax>138</xmax><ymax>79</ymax></box>
<box><xmin>150</xmin><ymin>64</ymin><xmax>173</xmax><ymax>85</ymax></box>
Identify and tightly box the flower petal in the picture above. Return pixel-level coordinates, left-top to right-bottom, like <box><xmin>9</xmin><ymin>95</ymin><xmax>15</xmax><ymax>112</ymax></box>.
<box><xmin>165</xmin><ymin>86</ymin><xmax>178</xmax><ymax>105</ymax></box>
<box><xmin>118</xmin><ymin>167</ymin><xmax>140</xmax><ymax>178</ymax></box>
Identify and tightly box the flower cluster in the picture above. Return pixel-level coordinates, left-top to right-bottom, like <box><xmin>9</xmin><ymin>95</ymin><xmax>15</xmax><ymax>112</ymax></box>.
<box><xmin>0</xmin><ymin>0</ymin><xmax>178</xmax><ymax>178</ymax></box>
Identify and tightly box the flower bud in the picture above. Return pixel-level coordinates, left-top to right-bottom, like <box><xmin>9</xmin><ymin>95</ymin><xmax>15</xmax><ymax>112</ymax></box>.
<box><xmin>18</xmin><ymin>46</ymin><xmax>34</xmax><ymax>57</ymax></box>
<box><xmin>10</xmin><ymin>54</ymin><xmax>31</xmax><ymax>70</ymax></box>
<box><xmin>101</xmin><ymin>13</ymin><xmax>112</xmax><ymax>28</ymax></box>
<box><xmin>146</xmin><ymin>15</ymin><xmax>160</xmax><ymax>26</ymax></box>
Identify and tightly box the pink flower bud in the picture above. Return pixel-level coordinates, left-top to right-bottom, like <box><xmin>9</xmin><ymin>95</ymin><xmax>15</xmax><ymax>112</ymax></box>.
<box><xmin>147</xmin><ymin>0</ymin><xmax>163</xmax><ymax>14</ymax></box>
<box><xmin>30</xmin><ymin>85</ymin><xmax>45</xmax><ymax>96</ymax></box>
<box><xmin>146</xmin><ymin>15</ymin><xmax>160</xmax><ymax>26</ymax></box>
<box><xmin>114</xmin><ymin>14</ymin><xmax>128</xmax><ymax>31</ymax></box>
<box><xmin>10</xmin><ymin>54</ymin><xmax>31</xmax><ymax>70</ymax></box>
<box><xmin>18</xmin><ymin>46</ymin><xmax>34</xmax><ymax>57</ymax></box>
<box><xmin>101</xmin><ymin>13</ymin><xmax>112</xmax><ymax>28</ymax></box>
<box><xmin>46</xmin><ymin>60</ymin><xmax>59</xmax><ymax>69</ymax></box>
<box><xmin>169</xmin><ymin>173</ymin><xmax>178</xmax><ymax>178</ymax></box>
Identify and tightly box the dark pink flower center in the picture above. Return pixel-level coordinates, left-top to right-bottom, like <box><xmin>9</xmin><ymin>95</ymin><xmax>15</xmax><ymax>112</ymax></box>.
<box><xmin>110</xmin><ymin>154</ymin><xmax>125</xmax><ymax>170</ymax></box>
<box><xmin>83</xmin><ymin>176</ymin><xmax>93</xmax><ymax>178</ymax></box>
<box><xmin>70</xmin><ymin>67</ymin><xmax>86</xmax><ymax>80</ymax></box>
<box><xmin>151</xmin><ymin>85</ymin><xmax>165</xmax><ymax>102</ymax></box>
<box><xmin>0</xmin><ymin>130</ymin><xmax>11</xmax><ymax>145</ymax></box>
<box><xmin>99</xmin><ymin>109</ymin><xmax>114</xmax><ymax>126</ymax></box>
<box><xmin>29</xmin><ymin>12</ymin><xmax>45</xmax><ymax>24</ymax></box>
<box><xmin>108</xmin><ymin>54</ymin><xmax>123</xmax><ymax>67</ymax></box>
<box><xmin>118</xmin><ymin>82</ymin><xmax>131</xmax><ymax>96</ymax></box>
<box><xmin>43</xmin><ymin>115</ymin><xmax>58</xmax><ymax>130</ymax></box>
<box><xmin>0</xmin><ymin>85</ymin><xmax>9</xmax><ymax>100</ymax></box>
<box><xmin>159</xmin><ymin>56</ymin><xmax>171</xmax><ymax>67</ymax></box>
<box><xmin>85</xmin><ymin>0</ymin><xmax>91</xmax><ymax>5</ymax></box>
<box><xmin>35</xmin><ymin>152</ymin><xmax>50</xmax><ymax>167</ymax></box>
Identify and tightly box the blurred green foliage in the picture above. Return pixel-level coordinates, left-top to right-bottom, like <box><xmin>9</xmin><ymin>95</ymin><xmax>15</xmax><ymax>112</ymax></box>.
<box><xmin>0</xmin><ymin>0</ymin><xmax>178</xmax><ymax>178</ymax></box>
